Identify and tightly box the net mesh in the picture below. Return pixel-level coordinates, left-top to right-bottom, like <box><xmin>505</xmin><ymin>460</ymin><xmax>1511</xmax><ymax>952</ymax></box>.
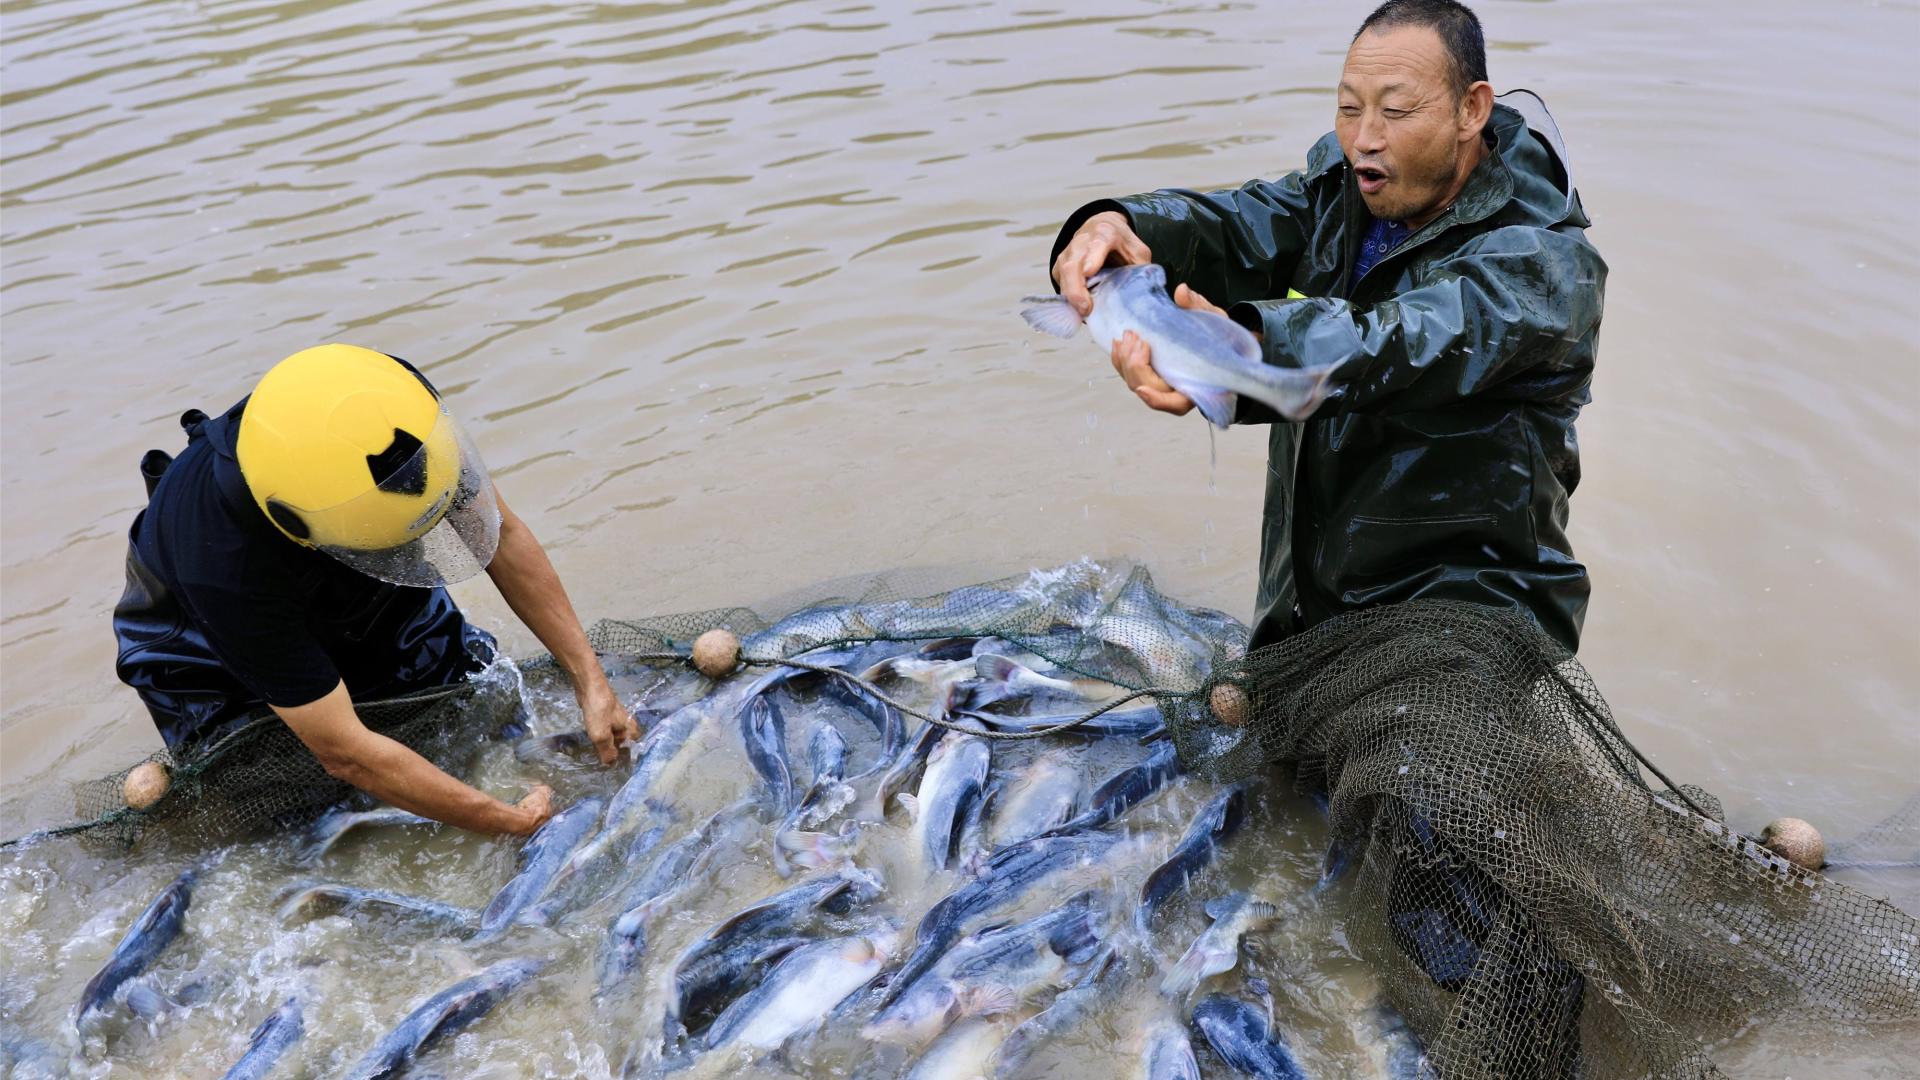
<box><xmin>1171</xmin><ymin>598</ymin><xmax>1919</xmax><ymax>1079</ymax></box>
<box><xmin>5</xmin><ymin>563</ymin><xmax>1915</xmax><ymax>1077</ymax></box>
<box><xmin>6</xmin><ymin>661</ymin><xmax>524</xmax><ymax>851</ymax></box>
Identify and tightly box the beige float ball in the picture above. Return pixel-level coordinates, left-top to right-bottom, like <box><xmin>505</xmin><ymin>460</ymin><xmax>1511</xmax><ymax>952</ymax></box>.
<box><xmin>1760</xmin><ymin>817</ymin><xmax>1826</xmax><ymax>871</ymax></box>
<box><xmin>123</xmin><ymin>761</ymin><xmax>171</xmax><ymax>810</ymax></box>
<box><xmin>1209</xmin><ymin>682</ymin><xmax>1251</xmax><ymax>728</ymax></box>
<box><xmin>691</xmin><ymin>629</ymin><xmax>742</xmax><ymax>679</ymax></box>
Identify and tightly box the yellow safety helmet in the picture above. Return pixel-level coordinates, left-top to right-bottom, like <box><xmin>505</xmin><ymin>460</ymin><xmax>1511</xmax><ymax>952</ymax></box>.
<box><xmin>235</xmin><ymin>344</ymin><xmax>501</xmax><ymax>587</ymax></box>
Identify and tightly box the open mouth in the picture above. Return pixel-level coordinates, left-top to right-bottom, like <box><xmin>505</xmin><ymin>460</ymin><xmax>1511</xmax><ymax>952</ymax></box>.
<box><xmin>1354</xmin><ymin>163</ymin><xmax>1389</xmax><ymax>195</ymax></box>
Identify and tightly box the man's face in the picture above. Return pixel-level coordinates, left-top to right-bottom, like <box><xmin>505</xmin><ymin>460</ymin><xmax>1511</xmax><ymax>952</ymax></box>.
<box><xmin>1336</xmin><ymin>25</ymin><xmax>1473</xmax><ymax>223</ymax></box>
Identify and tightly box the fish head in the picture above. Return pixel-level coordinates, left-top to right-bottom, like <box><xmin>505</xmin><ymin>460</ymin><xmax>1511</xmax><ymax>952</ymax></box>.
<box><xmin>861</xmin><ymin>985</ymin><xmax>956</xmax><ymax>1047</ymax></box>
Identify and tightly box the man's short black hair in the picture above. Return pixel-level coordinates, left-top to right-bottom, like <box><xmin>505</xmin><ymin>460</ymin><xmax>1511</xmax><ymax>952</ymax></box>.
<box><xmin>1354</xmin><ymin>0</ymin><xmax>1488</xmax><ymax>101</ymax></box>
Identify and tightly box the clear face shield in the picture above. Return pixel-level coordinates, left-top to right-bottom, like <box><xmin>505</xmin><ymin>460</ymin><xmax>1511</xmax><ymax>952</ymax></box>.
<box><xmin>298</xmin><ymin>408</ymin><xmax>502</xmax><ymax>588</ymax></box>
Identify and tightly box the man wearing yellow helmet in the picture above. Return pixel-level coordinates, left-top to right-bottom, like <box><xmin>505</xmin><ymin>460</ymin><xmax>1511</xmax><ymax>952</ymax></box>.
<box><xmin>112</xmin><ymin>344</ymin><xmax>637</xmax><ymax>835</ymax></box>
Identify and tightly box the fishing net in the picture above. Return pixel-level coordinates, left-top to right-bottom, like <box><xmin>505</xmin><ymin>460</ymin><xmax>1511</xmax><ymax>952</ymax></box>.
<box><xmin>5</xmin><ymin>561</ymin><xmax>1914</xmax><ymax>1078</ymax></box>
<box><xmin>1828</xmin><ymin>791</ymin><xmax>1920</xmax><ymax>872</ymax></box>
<box><xmin>1</xmin><ymin>562</ymin><xmax>1219</xmax><ymax>851</ymax></box>
<box><xmin>3</xmin><ymin>663</ymin><xmax>524</xmax><ymax>851</ymax></box>
<box><xmin>1169</xmin><ymin>599</ymin><xmax>1920</xmax><ymax>1079</ymax></box>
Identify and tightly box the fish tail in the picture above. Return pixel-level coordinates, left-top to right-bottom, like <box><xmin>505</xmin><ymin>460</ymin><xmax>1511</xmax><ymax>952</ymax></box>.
<box><xmin>776</xmin><ymin>828</ymin><xmax>854</xmax><ymax>870</ymax></box>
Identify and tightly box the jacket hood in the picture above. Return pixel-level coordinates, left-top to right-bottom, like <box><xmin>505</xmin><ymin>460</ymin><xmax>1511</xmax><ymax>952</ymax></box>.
<box><xmin>1304</xmin><ymin>91</ymin><xmax>1587</xmax><ymax>230</ymax></box>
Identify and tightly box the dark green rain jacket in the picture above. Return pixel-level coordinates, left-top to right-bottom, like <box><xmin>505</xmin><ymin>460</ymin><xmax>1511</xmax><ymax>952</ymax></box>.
<box><xmin>1051</xmin><ymin>96</ymin><xmax>1605</xmax><ymax>653</ymax></box>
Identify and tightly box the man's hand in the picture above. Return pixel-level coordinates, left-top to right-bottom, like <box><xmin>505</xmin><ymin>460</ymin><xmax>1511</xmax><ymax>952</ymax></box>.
<box><xmin>578</xmin><ymin>681</ymin><xmax>640</xmax><ymax>765</ymax></box>
<box><xmin>1053</xmin><ymin>211</ymin><xmax>1152</xmax><ymax>316</ymax></box>
<box><xmin>513</xmin><ymin>784</ymin><xmax>555</xmax><ymax>835</ymax></box>
<box><xmin>1110</xmin><ymin>283</ymin><xmax>1232</xmax><ymax>416</ymax></box>
<box><xmin>279</xmin><ymin>682</ymin><xmax>562</xmax><ymax>836</ymax></box>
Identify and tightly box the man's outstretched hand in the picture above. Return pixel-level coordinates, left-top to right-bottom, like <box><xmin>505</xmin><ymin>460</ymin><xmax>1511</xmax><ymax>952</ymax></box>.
<box><xmin>513</xmin><ymin>784</ymin><xmax>555</xmax><ymax>835</ymax></box>
<box><xmin>579</xmin><ymin>681</ymin><xmax>640</xmax><ymax>765</ymax></box>
<box><xmin>1052</xmin><ymin>210</ymin><xmax>1152</xmax><ymax>316</ymax></box>
<box><xmin>1109</xmin><ymin>283</ymin><xmax>1229</xmax><ymax>417</ymax></box>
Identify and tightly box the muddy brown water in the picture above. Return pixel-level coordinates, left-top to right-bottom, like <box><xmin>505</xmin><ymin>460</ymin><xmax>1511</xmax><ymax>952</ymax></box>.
<box><xmin>2</xmin><ymin>0</ymin><xmax>1915</xmax><ymax>1076</ymax></box>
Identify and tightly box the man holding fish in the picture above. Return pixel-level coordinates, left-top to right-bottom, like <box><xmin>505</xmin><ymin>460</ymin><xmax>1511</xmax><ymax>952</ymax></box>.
<box><xmin>1033</xmin><ymin>0</ymin><xmax>1605</xmax><ymax>654</ymax></box>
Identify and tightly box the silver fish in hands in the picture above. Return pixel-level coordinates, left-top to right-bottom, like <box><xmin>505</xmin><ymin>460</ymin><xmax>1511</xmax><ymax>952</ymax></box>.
<box><xmin>1021</xmin><ymin>263</ymin><xmax>1338</xmax><ymax>427</ymax></box>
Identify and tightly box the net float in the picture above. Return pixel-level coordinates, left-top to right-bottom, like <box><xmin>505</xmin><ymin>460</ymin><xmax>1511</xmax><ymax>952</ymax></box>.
<box><xmin>1760</xmin><ymin>817</ymin><xmax>1825</xmax><ymax>871</ymax></box>
<box><xmin>122</xmin><ymin>761</ymin><xmax>171</xmax><ymax>810</ymax></box>
<box><xmin>1209</xmin><ymin>682</ymin><xmax>1250</xmax><ymax>728</ymax></box>
<box><xmin>691</xmin><ymin>629</ymin><xmax>742</xmax><ymax>679</ymax></box>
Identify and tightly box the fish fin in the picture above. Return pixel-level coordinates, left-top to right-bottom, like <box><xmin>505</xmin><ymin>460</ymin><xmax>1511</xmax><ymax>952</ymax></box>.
<box><xmin>958</xmin><ymin>982</ymin><xmax>1020</xmax><ymax>1018</ymax></box>
<box><xmin>1020</xmin><ymin>296</ymin><xmax>1084</xmax><ymax>339</ymax></box>
<box><xmin>1245</xmin><ymin>900</ymin><xmax>1280</xmax><ymax>923</ymax></box>
<box><xmin>972</xmin><ymin>918</ymin><xmax>1015</xmax><ymax>939</ymax></box>
<box><xmin>1183</xmin><ymin>383</ymin><xmax>1238</xmax><ymax>429</ymax></box>
<box><xmin>973</xmin><ymin>653</ymin><xmax>1022</xmax><ymax>683</ymax></box>
<box><xmin>963</xmin><ymin>655</ymin><xmax>1022</xmax><ymax>709</ymax></box>
<box><xmin>894</xmin><ymin>792</ymin><xmax>919</xmax><ymax>821</ymax></box>
<box><xmin>294</xmin><ymin>812</ymin><xmax>344</xmax><ymax>865</ymax></box>
<box><xmin>750</xmin><ymin>938</ymin><xmax>807</xmax><ymax>967</ymax></box>
<box><xmin>917</xmin><ymin>636</ymin><xmax>979</xmax><ymax>660</ymax></box>
<box><xmin>1157</xmin><ymin>947</ymin><xmax>1210</xmax><ymax>998</ymax></box>
<box><xmin>1203</xmin><ymin>893</ymin><xmax>1245</xmax><ymax>922</ymax></box>
<box><xmin>276</xmin><ymin>884</ymin><xmax>323</xmax><ymax>924</ymax></box>
<box><xmin>124</xmin><ymin>982</ymin><xmax>170</xmax><ymax>1022</ymax></box>
<box><xmin>1047</xmin><ymin>907</ymin><xmax>1105</xmax><ymax>961</ymax></box>
<box><xmin>776</xmin><ymin>829</ymin><xmax>852</xmax><ymax>870</ymax></box>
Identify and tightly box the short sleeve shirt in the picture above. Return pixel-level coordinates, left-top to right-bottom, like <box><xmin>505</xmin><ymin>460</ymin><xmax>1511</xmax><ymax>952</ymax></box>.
<box><xmin>129</xmin><ymin>388</ymin><xmax>476</xmax><ymax>709</ymax></box>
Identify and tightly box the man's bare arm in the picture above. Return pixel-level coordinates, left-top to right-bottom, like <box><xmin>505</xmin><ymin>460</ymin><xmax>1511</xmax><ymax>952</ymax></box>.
<box><xmin>276</xmin><ymin>682</ymin><xmax>551</xmax><ymax>835</ymax></box>
<box><xmin>484</xmin><ymin>494</ymin><xmax>637</xmax><ymax>764</ymax></box>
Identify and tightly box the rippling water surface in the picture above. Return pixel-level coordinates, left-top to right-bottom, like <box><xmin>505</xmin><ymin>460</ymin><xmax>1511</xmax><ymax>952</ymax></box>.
<box><xmin>3</xmin><ymin>0</ymin><xmax>1916</xmax><ymax>1075</ymax></box>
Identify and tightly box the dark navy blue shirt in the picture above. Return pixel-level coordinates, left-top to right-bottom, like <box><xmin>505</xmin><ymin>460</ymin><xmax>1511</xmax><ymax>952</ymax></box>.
<box><xmin>1355</xmin><ymin>216</ymin><xmax>1412</xmax><ymax>283</ymax></box>
<box><xmin>114</xmin><ymin>373</ymin><xmax>487</xmax><ymax>749</ymax></box>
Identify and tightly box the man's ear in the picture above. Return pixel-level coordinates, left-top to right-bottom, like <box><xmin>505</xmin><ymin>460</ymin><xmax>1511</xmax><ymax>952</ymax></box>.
<box><xmin>1460</xmin><ymin>81</ymin><xmax>1494</xmax><ymax>140</ymax></box>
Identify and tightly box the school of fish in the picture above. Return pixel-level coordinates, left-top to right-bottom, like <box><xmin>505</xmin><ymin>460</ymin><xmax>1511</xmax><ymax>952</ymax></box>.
<box><xmin>6</xmin><ymin>566</ymin><xmax>1430</xmax><ymax>1078</ymax></box>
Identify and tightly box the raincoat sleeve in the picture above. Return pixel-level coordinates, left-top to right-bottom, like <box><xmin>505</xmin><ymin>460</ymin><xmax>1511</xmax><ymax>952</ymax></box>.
<box><xmin>1049</xmin><ymin>172</ymin><xmax>1317</xmax><ymax>305</ymax></box>
<box><xmin>1229</xmin><ymin>225</ymin><xmax>1605</xmax><ymax>416</ymax></box>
